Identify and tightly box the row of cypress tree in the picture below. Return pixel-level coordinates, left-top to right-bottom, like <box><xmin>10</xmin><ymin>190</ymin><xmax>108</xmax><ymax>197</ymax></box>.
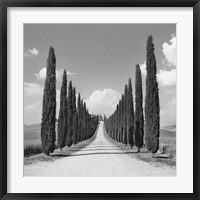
<box><xmin>58</xmin><ymin>70</ymin><xmax>99</xmax><ymax>150</ymax></box>
<box><xmin>104</xmin><ymin>74</ymin><xmax>143</xmax><ymax>152</ymax></box>
<box><xmin>41</xmin><ymin>47</ymin><xmax>98</xmax><ymax>156</ymax></box>
<box><xmin>104</xmin><ymin>35</ymin><xmax>160</xmax><ymax>154</ymax></box>
<box><xmin>104</xmin><ymin>79</ymin><xmax>135</xmax><ymax>147</ymax></box>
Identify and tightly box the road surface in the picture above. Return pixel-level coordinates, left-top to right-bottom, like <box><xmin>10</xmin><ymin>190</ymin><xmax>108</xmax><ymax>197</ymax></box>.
<box><xmin>24</xmin><ymin>122</ymin><xmax>176</xmax><ymax>177</ymax></box>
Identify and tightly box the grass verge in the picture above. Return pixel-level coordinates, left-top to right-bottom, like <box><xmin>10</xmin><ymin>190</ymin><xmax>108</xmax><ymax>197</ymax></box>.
<box><xmin>104</xmin><ymin>128</ymin><xmax>176</xmax><ymax>168</ymax></box>
<box><xmin>24</xmin><ymin>144</ymin><xmax>43</xmax><ymax>157</ymax></box>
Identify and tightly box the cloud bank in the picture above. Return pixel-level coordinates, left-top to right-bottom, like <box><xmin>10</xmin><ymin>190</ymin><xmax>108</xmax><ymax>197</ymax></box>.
<box><xmin>85</xmin><ymin>89</ymin><xmax>121</xmax><ymax>117</ymax></box>
<box><xmin>157</xmin><ymin>69</ymin><xmax>176</xmax><ymax>86</ymax></box>
<box><xmin>162</xmin><ymin>35</ymin><xmax>176</xmax><ymax>66</ymax></box>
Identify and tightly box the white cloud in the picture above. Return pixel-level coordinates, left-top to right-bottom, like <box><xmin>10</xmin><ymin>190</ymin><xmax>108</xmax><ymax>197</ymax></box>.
<box><xmin>157</xmin><ymin>69</ymin><xmax>176</xmax><ymax>86</ymax></box>
<box><xmin>29</xmin><ymin>48</ymin><xmax>39</xmax><ymax>55</ymax></box>
<box><xmin>85</xmin><ymin>89</ymin><xmax>121</xmax><ymax>117</ymax></box>
<box><xmin>35</xmin><ymin>67</ymin><xmax>76</xmax><ymax>81</ymax></box>
<box><xmin>162</xmin><ymin>35</ymin><xmax>176</xmax><ymax>66</ymax></box>
<box><xmin>35</xmin><ymin>67</ymin><xmax>46</xmax><ymax>80</ymax></box>
<box><xmin>139</xmin><ymin>61</ymin><xmax>176</xmax><ymax>86</ymax></box>
<box><xmin>67</xmin><ymin>71</ymin><xmax>77</xmax><ymax>76</ymax></box>
<box><xmin>140</xmin><ymin>61</ymin><xmax>147</xmax><ymax>77</ymax></box>
<box><xmin>24</xmin><ymin>48</ymin><xmax>39</xmax><ymax>58</ymax></box>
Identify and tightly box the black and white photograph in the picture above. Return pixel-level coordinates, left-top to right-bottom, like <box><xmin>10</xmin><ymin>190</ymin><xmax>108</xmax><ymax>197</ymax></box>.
<box><xmin>24</xmin><ymin>24</ymin><xmax>176</xmax><ymax>177</ymax></box>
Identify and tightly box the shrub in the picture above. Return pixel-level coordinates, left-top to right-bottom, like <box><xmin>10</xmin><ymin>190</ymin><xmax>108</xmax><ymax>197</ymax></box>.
<box><xmin>24</xmin><ymin>144</ymin><xmax>42</xmax><ymax>157</ymax></box>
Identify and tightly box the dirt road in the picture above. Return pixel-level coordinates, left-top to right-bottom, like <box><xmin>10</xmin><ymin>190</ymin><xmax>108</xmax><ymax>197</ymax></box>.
<box><xmin>24</xmin><ymin>122</ymin><xmax>176</xmax><ymax>177</ymax></box>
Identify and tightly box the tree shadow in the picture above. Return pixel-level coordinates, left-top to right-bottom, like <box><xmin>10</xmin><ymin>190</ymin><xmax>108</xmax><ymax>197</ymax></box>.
<box><xmin>51</xmin><ymin>151</ymin><xmax>141</xmax><ymax>157</ymax></box>
<box><xmin>62</xmin><ymin>148</ymin><xmax>120</xmax><ymax>152</ymax></box>
<box><xmin>73</xmin><ymin>145</ymin><xmax>117</xmax><ymax>149</ymax></box>
<box><xmin>49</xmin><ymin>131</ymin><xmax>98</xmax><ymax>158</ymax></box>
<box><xmin>154</xmin><ymin>155</ymin><xmax>172</xmax><ymax>159</ymax></box>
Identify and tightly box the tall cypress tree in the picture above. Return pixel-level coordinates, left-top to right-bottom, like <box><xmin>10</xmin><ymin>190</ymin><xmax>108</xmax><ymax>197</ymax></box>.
<box><xmin>77</xmin><ymin>93</ymin><xmax>81</xmax><ymax>143</ymax></box>
<box><xmin>121</xmin><ymin>95</ymin><xmax>124</xmax><ymax>144</ymax></box>
<box><xmin>80</xmin><ymin>99</ymin><xmax>84</xmax><ymax>141</ymax></box>
<box><xmin>145</xmin><ymin>35</ymin><xmax>160</xmax><ymax>154</ymax></box>
<box><xmin>127</xmin><ymin>78</ymin><xmax>134</xmax><ymax>148</ymax></box>
<box><xmin>83</xmin><ymin>102</ymin><xmax>87</xmax><ymax>140</ymax></box>
<box><xmin>72</xmin><ymin>87</ymin><xmax>77</xmax><ymax>145</ymax></box>
<box><xmin>116</xmin><ymin>105</ymin><xmax>119</xmax><ymax>142</ymax></box>
<box><xmin>86</xmin><ymin>109</ymin><xmax>89</xmax><ymax>139</ymax></box>
<box><xmin>57</xmin><ymin>70</ymin><xmax>67</xmax><ymax>150</ymax></box>
<box><xmin>123</xmin><ymin>85</ymin><xmax>128</xmax><ymax>145</ymax></box>
<box><xmin>41</xmin><ymin>47</ymin><xmax>56</xmax><ymax>156</ymax></box>
<box><xmin>66</xmin><ymin>81</ymin><xmax>73</xmax><ymax>147</ymax></box>
<box><xmin>135</xmin><ymin>64</ymin><xmax>144</xmax><ymax>152</ymax></box>
<box><xmin>118</xmin><ymin>100</ymin><xmax>122</xmax><ymax>143</ymax></box>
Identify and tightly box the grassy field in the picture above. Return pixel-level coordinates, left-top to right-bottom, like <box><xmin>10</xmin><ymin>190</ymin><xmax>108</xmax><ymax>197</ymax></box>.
<box><xmin>159</xmin><ymin>129</ymin><xmax>176</xmax><ymax>157</ymax></box>
<box><xmin>24</xmin><ymin>124</ymin><xmax>41</xmax><ymax>145</ymax></box>
<box><xmin>24</xmin><ymin>123</ymin><xmax>59</xmax><ymax>157</ymax></box>
<box><xmin>24</xmin><ymin>123</ymin><xmax>59</xmax><ymax>145</ymax></box>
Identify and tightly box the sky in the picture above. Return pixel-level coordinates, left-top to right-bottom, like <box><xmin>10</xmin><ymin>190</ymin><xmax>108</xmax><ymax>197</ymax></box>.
<box><xmin>24</xmin><ymin>24</ymin><xmax>176</xmax><ymax>126</ymax></box>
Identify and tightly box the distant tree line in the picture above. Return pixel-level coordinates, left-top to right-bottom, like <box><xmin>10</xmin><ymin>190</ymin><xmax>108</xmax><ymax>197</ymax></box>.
<box><xmin>104</xmin><ymin>35</ymin><xmax>160</xmax><ymax>155</ymax></box>
<box><xmin>41</xmin><ymin>47</ymin><xmax>99</xmax><ymax>156</ymax></box>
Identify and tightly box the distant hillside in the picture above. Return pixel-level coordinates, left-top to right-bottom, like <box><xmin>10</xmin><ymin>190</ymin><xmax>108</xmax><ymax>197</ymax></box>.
<box><xmin>161</xmin><ymin>125</ymin><xmax>176</xmax><ymax>133</ymax></box>
<box><xmin>24</xmin><ymin>123</ymin><xmax>41</xmax><ymax>145</ymax></box>
<box><xmin>24</xmin><ymin>123</ymin><xmax>40</xmax><ymax>128</ymax></box>
<box><xmin>24</xmin><ymin>123</ymin><xmax>175</xmax><ymax>146</ymax></box>
<box><xmin>160</xmin><ymin>129</ymin><xmax>176</xmax><ymax>139</ymax></box>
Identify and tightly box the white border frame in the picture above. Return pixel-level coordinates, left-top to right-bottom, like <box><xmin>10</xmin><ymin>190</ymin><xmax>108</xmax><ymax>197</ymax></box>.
<box><xmin>7</xmin><ymin>7</ymin><xmax>193</xmax><ymax>193</ymax></box>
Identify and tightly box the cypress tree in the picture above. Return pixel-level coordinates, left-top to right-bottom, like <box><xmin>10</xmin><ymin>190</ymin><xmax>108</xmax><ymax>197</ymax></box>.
<box><xmin>135</xmin><ymin>64</ymin><xmax>144</xmax><ymax>152</ymax></box>
<box><xmin>72</xmin><ymin>87</ymin><xmax>77</xmax><ymax>144</ymax></box>
<box><xmin>77</xmin><ymin>93</ymin><xmax>81</xmax><ymax>143</ymax></box>
<box><xmin>116</xmin><ymin>105</ymin><xmax>119</xmax><ymax>142</ymax></box>
<box><xmin>66</xmin><ymin>81</ymin><xmax>73</xmax><ymax>147</ymax></box>
<box><xmin>80</xmin><ymin>99</ymin><xmax>84</xmax><ymax>141</ymax></box>
<box><xmin>113</xmin><ymin>110</ymin><xmax>117</xmax><ymax>140</ymax></box>
<box><xmin>83</xmin><ymin>102</ymin><xmax>87</xmax><ymax>140</ymax></box>
<box><xmin>76</xmin><ymin>112</ymin><xmax>78</xmax><ymax>142</ymax></box>
<box><xmin>112</xmin><ymin>112</ymin><xmax>115</xmax><ymax>140</ymax></box>
<box><xmin>41</xmin><ymin>47</ymin><xmax>56</xmax><ymax>156</ymax></box>
<box><xmin>123</xmin><ymin>85</ymin><xmax>128</xmax><ymax>145</ymax></box>
<box><xmin>57</xmin><ymin>70</ymin><xmax>67</xmax><ymax>150</ymax></box>
<box><xmin>121</xmin><ymin>95</ymin><xmax>124</xmax><ymax>144</ymax></box>
<box><xmin>127</xmin><ymin>78</ymin><xmax>134</xmax><ymax>148</ymax></box>
<box><xmin>86</xmin><ymin>109</ymin><xmax>89</xmax><ymax>139</ymax></box>
<box><xmin>145</xmin><ymin>35</ymin><xmax>160</xmax><ymax>154</ymax></box>
<box><xmin>118</xmin><ymin>100</ymin><xmax>122</xmax><ymax>143</ymax></box>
